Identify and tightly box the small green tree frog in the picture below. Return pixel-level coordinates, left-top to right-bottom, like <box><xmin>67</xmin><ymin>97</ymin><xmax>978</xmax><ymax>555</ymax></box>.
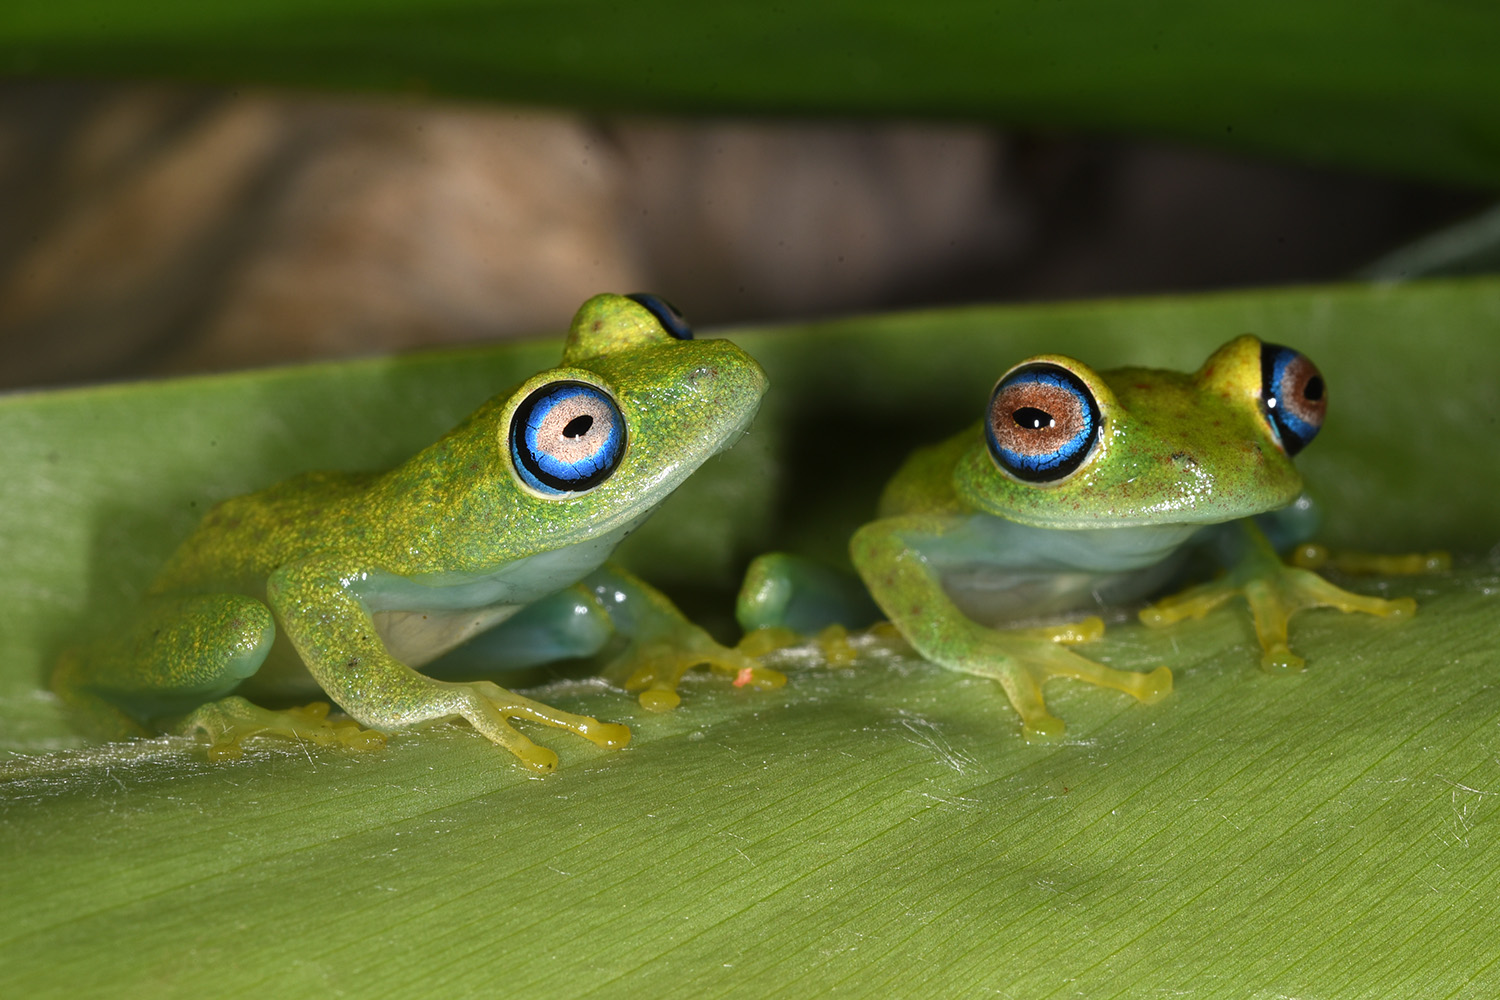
<box><xmin>739</xmin><ymin>335</ymin><xmax>1421</xmax><ymax>740</ymax></box>
<box><xmin>53</xmin><ymin>293</ymin><xmax>782</xmax><ymax>772</ymax></box>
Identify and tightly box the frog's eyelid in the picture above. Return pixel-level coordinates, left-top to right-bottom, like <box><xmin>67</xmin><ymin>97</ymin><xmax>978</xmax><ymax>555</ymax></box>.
<box><xmin>1258</xmin><ymin>344</ymin><xmax>1325</xmax><ymax>457</ymax></box>
<box><xmin>985</xmin><ymin>362</ymin><xmax>1102</xmax><ymax>484</ymax></box>
<box><xmin>625</xmin><ymin>293</ymin><xmax>694</xmax><ymax>340</ymax></box>
<box><xmin>508</xmin><ymin>381</ymin><xmax>627</xmax><ymax>496</ymax></box>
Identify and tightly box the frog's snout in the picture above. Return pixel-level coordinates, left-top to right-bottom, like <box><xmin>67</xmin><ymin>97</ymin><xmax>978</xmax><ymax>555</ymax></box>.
<box><xmin>696</xmin><ymin>340</ymin><xmax>769</xmax><ymax>400</ymax></box>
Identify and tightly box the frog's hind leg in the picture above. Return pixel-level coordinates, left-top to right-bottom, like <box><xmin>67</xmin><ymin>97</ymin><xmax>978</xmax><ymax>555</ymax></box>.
<box><xmin>51</xmin><ymin>646</ymin><xmax>154</xmax><ymax>741</ymax></box>
<box><xmin>734</xmin><ymin>553</ymin><xmax>884</xmax><ymax>667</ymax></box>
<box><xmin>52</xmin><ymin>594</ymin><xmax>275</xmax><ymax>738</ymax></box>
<box><xmin>1290</xmin><ymin>543</ymin><xmax>1450</xmax><ymax>576</ymax></box>
<box><xmin>181</xmin><ymin>697</ymin><xmax>384</xmax><ymax>759</ymax></box>
<box><xmin>736</xmin><ymin>553</ymin><xmax>883</xmax><ymax>635</ymax></box>
<box><xmin>53</xmin><ymin>593</ymin><xmax>381</xmax><ymax>756</ymax></box>
<box><xmin>584</xmin><ymin>565</ymin><xmax>786</xmax><ymax>713</ymax></box>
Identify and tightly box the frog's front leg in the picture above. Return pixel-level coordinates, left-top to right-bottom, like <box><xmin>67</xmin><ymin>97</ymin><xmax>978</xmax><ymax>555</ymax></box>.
<box><xmin>1140</xmin><ymin>521</ymin><xmax>1416</xmax><ymax>673</ymax></box>
<box><xmin>270</xmin><ymin>561</ymin><xmax>630</xmax><ymax>772</ymax></box>
<box><xmin>851</xmin><ymin>517</ymin><xmax>1171</xmax><ymax>740</ymax></box>
<box><xmin>585</xmin><ymin>563</ymin><xmax>786</xmax><ymax>712</ymax></box>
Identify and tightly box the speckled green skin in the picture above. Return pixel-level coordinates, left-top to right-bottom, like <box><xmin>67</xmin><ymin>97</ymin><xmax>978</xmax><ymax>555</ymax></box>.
<box><xmin>921</xmin><ymin>335</ymin><xmax>1303</xmax><ymax>527</ymax></box>
<box><xmin>53</xmin><ymin>294</ymin><xmax>770</xmax><ymax>771</ymax></box>
<box><xmin>743</xmin><ymin>335</ymin><xmax>1413</xmax><ymax>740</ymax></box>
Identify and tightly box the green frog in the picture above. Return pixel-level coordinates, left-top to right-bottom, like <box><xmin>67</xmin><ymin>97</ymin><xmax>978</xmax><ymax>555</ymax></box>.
<box><xmin>739</xmin><ymin>335</ymin><xmax>1428</xmax><ymax>739</ymax></box>
<box><xmin>54</xmin><ymin>293</ymin><xmax>782</xmax><ymax>772</ymax></box>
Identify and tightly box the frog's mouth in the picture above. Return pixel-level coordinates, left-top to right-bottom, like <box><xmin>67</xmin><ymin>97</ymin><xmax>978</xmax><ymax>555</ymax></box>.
<box><xmin>709</xmin><ymin>397</ymin><xmax>764</xmax><ymax>456</ymax></box>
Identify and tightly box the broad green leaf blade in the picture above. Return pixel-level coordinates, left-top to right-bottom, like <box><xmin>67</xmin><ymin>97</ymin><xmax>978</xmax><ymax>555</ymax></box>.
<box><xmin>3</xmin><ymin>279</ymin><xmax>1499</xmax><ymax>996</ymax></box>
<box><xmin>4</xmin><ymin>571</ymin><xmax>1498</xmax><ymax>997</ymax></box>
<box><xmin>4</xmin><ymin>2</ymin><xmax>1500</xmax><ymax>189</ymax></box>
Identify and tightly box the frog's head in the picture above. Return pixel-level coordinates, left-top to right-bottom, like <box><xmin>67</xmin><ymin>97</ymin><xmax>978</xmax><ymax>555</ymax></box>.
<box><xmin>492</xmin><ymin>293</ymin><xmax>766</xmax><ymax>542</ymax></box>
<box><xmin>955</xmin><ymin>334</ymin><xmax>1325</xmax><ymax>529</ymax></box>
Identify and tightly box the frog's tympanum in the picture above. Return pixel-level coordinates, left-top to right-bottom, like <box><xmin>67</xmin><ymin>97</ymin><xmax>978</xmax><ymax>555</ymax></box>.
<box><xmin>54</xmin><ymin>294</ymin><xmax>781</xmax><ymax>772</ymax></box>
<box><xmin>739</xmin><ymin>336</ymin><xmax>1424</xmax><ymax>739</ymax></box>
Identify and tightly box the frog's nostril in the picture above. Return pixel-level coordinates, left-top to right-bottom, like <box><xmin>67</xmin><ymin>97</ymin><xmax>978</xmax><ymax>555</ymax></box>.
<box><xmin>1170</xmin><ymin>452</ymin><xmax>1198</xmax><ymax>468</ymax></box>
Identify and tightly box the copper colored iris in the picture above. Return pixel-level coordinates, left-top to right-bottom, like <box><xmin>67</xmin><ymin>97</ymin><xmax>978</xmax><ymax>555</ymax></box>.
<box><xmin>991</xmin><ymin>382</ymin><xmax>1087</xmax><ymax>460</ymax></box>
<box><xmin>1278</xmin><ymin>353</ymin><xmax>1326</xmax><ymax>428</ymax></box>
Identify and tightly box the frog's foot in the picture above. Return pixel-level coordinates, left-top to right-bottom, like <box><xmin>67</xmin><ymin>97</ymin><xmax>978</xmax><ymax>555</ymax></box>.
<box><xmin>736</xmin><ymin>625</ymin><xmax>802</xmax><ymax>658</ymax></box>
<box><xmin>181</xmin><ymin>697</ymin><xmax>386</xmax><ymax>760</ymax></box>
<box><xmin>618</xmin><ymin>637</ymin><xmax>786</xmax><ymax>713</ymax></box>
<box><xmin>1009</xmin><ymin>615</ymin><xmax>1107</xmax><ymax>645</ymax></box>
<box><xmin>814</xmin><ymin>623</ymin><xmax>859</xmax><ymax>668</ymax></box>
<box><xmin>1140</xmin><ymin>566</ymin><xmax>1416</xmax><ymax>674</ymax></box>
<box><xmin>1290</xmin><ymin>543</ymin><xmax>1451</xmax><ymax>576</ymax></box>
<box><xmin>441</xmin><ymin>680</ymin><xmax>630</xmax><ymax>773</ymax></box>
<box><xmin>737</xmin><ymin>623</ymin><xmax>862</xmax><ymax>668</ymax></box>
<box><xmin>958</xmin><ymin>626</ymin><xmax>1171</xmax><ymax>741</ymax></box>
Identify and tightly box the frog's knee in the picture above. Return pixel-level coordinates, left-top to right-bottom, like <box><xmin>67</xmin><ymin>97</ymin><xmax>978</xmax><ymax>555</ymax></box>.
<box><xmin>53</xmin><ymin>595</ymin><xmax>275</xmax><ymax>734</ymax></box>
<box><xmin>141</xmin><ymin>594</ymin><xmax>276</xmax><ymax>686</ymax></box>
<box><xmin>736</xmin><ymin>553</ymin><xmax>800</xmax><ymax>632</ymax></box>
<box><xmin>736</xmin><ymin>553</ymin><xmax>881</xmax><ymax>635</ymax></box>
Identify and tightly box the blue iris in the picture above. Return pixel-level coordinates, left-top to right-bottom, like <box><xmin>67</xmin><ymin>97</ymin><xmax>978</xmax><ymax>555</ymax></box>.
<box><xmin>510</xmin><ymin>382</ymin><xmax>626</xmax><ymax>495</ymax></box>
<box><xmin>626</xmin><ymin>293</ymin><xmax>693</xmax><ymax>340</ymax></box>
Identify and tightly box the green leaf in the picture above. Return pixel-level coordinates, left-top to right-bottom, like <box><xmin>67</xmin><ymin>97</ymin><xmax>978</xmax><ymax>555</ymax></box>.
<box><xmin>4</xmin><ymin>2</ymin><xmax>1500</xmax><ymax>189</ymax></box>
<box><xmin>3</xmin><ymin>279</ymin><xmax>1499</xmax><ymax>996</ymax></box>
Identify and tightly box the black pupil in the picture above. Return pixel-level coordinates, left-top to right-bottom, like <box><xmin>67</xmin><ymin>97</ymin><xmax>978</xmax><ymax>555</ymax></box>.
<box><xmin>1013</xmin><ymin>406</ymin><xmax>1054</xmax><ymax>430</ymax></box>
<box><xmin>563</xmin><ymin>415</ymin><xmax>593</xmax><ymax>438</ymax></box>
<box><xmin>1303</xmin><ymin>375</ymin><xmax>1325</xmax><ymax>401</ymax></box>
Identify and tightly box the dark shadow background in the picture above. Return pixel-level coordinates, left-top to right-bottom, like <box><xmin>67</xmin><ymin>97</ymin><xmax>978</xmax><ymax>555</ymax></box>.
<box><xmin>0</xmin><ymin>79</ymin><xmax>1485</xmax><ymax>389</ymax></box>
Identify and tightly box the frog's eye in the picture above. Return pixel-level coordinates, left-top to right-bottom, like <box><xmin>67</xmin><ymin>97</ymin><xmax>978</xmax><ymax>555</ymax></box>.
<box><xmin>986</xmin><ymin>363</ymin><xmax>1102</xmax><ymax>483</ymax></box>
<box><xmin>509</xmin><ymin>381</ymin><xmax>626</xmax><ymax>495</ymax></box>
<box><xmin>625</xmin><ymin>293</ymin><xmax>693</xmax><ymax>340</ymax></box>
<box><xmin>1260</xmin><ymin>343</ymin><xmax>1325</xmax><ymax>456</ymax></box>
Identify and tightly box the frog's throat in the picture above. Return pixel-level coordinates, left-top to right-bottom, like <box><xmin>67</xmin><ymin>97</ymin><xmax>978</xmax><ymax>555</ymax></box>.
<box><xmin>989</xmin><ymin>499</ymin><xmax>1287</xmax><ymax>532</ymax></box>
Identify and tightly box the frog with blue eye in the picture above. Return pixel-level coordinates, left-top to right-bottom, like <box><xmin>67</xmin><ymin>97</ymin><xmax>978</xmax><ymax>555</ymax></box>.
<box><xmin>738</xmin><ymin>335</ymin><xmax>1424</xmax><ymax>739</ymax></box>
<box><xmin>53</xmin><ymin>293</ymin><xmax>783</xmax><ymax>772</ymax></box>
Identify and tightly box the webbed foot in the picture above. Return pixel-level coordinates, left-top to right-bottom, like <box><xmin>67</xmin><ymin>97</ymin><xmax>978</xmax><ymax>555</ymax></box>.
<box><xmin>438</xmin><ymin>681</ymin><xmax>630</xmax><ymax>773</ymax></box>
<box><xmin>736</xmin><ymin>622</ymin><xmax>862</xmax><ymax>668</ymax></box>
<box><xmin>616</xmin><ymin>634</ymin><xmax>785</xmax><ymax>712</ymax></box>
<box><xmin>1290</xmin><ymin>543</ymin><xmax>1451</xmax><ymax>576</ymax></box>
<box><xmin>181</xmin><ymin>697</ymin><xmax>386</xmax><ymax>760</ymax></box>
<box><xmin>1140</xmin><ymin>561</ymin><xmax>1416</xmax><ymax>673</ymax></box>
<box><xmin>953</xmin><ymin>618</ymin><xmax>1171</xmax><ymax>740</ymax></box>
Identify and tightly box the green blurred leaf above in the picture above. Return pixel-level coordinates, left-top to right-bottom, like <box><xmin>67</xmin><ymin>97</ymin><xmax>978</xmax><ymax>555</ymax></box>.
<box><xmin>4</xmin><ymin>2</ymin><xmax>1500</xmax><ymax>189</ymax></box>
<box><xmin>2</xmin><ymin>281</ymin><xmax>1499</xmax><ymax>996</ymax></box>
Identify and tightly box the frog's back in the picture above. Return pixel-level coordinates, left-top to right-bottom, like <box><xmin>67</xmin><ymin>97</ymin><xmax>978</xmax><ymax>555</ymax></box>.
<box><xmin>151</xmin><ymin>469</ymin><xmax>381</xmax><ymax>595</ymax></box>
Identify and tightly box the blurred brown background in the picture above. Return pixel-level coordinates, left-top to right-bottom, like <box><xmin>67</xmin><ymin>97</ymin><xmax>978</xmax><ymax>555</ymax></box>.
<box><xmin>0</xmin><ymin>79</ymin><xmax>1483</xmax><ymax>389</ymax></box>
